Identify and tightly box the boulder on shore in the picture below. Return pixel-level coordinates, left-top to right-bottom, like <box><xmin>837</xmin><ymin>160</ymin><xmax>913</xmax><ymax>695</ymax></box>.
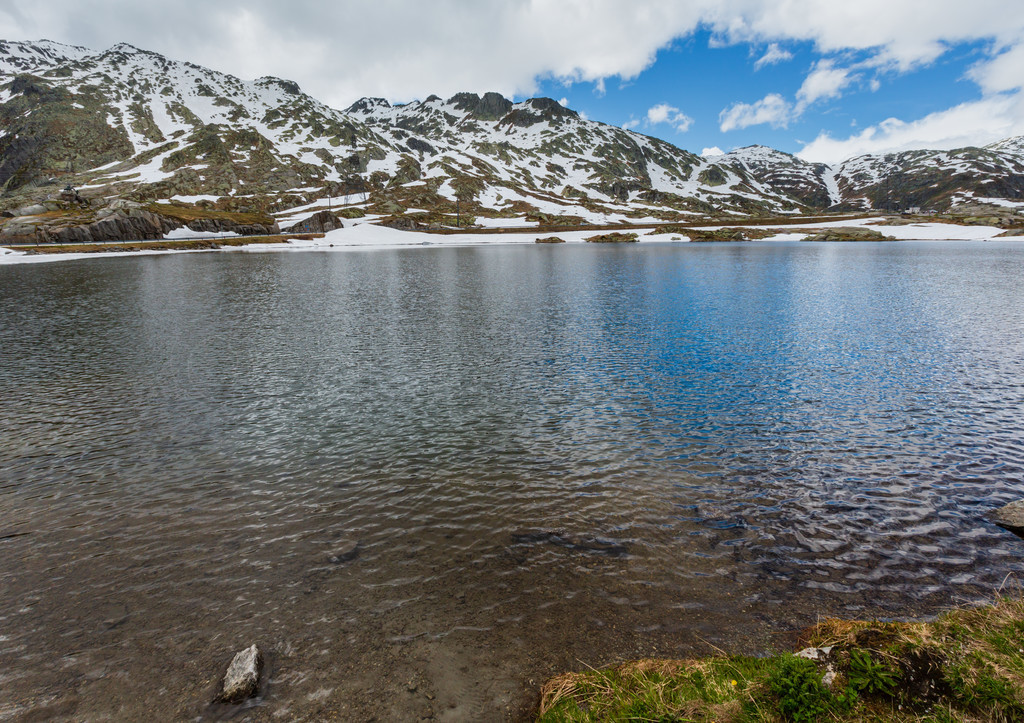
<box><xmin>802</xmin><ymin>226</ymin><xmax>895</xmax><ymax>242</ymax></box>
<box><xmin>991</xmin><ymin>500</ymin><xmax>1024</xmax><ymax>539</ymax></box>
<box><xmin>218</xmin><ymin>644</ymin><xmax>263</xmax><ymax>703</ymax></box>
<box><xmin>584</xmin><ymin>232</ymin><xmax>639</xmax><ymax>243</ymax></box>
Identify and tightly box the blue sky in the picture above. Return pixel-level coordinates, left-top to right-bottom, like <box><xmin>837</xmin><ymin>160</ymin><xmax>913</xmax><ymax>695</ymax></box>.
<box><xmin>3</xmin><ymin>1</ymin><xmax>1024</xmax><ymax>164</ymax></box>
<box><xmin>531</xmin><ymin>30</ymin><xmax>991</xmax><ymax>160</ymax></box>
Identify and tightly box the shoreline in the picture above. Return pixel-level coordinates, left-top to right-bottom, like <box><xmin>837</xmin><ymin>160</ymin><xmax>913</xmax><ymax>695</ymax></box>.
<box><xmin>0</xmin><ymin>217</ymin><xmax>1014</xmax><ymax>265</ymax></box>
<box><xmin>537</xmin><ymin>591</ymin><xmax>1024</xmax><ymax>722</ymax></box>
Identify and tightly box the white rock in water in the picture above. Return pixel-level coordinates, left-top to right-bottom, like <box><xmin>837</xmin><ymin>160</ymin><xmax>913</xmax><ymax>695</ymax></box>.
<box><xmin>220</xmin><ymin>644</ymin><xmax>262</xmax><ymax>703</ymax></box>
<box><xmin>991</xmin><ymin>500</ymin><xmax>1024</xmax><ymax>537</ymax></box>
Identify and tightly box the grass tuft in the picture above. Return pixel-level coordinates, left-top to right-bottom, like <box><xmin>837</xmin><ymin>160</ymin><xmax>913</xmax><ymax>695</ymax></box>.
<box><xmin>537</xmin><ymin>592</ymin><xmax>1024</xmax><ymax>722</ymax></box>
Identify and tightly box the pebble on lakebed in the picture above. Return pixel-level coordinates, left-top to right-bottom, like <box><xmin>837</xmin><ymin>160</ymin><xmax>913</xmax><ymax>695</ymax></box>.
<box><xmin>990</xmin><ymin>500</ymin><xmax>1024</xmax><ymax>538</ymax></box>
<box><xmin>218</xmin><ymin>644</ymin><xmax>263</xmax><ymax>703</ymax></box>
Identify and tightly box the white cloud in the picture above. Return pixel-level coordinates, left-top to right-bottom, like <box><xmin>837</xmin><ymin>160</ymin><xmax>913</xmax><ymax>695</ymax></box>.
<box><xmin>754</xmin><ymin>43</ymin><xmax>793</xmax><ymax>69</ymax></box>
<box><xmin>700</xmin><ymin>1</ymin><xmax>1024</xmax><ymax>72</ymax></box>
<box><xmin>646</xmin><ymin>103</ymin><xmax>694</xmax><ymax>132</ymax></box>
<box><xmin>968</xmin><ymin>43</ymin><xmax>1024</xmax><ymax>94</ymax></box>
<box><xmin>622</xmin><ymin>118</ymin><xmax>641</xmax><ymax>130</ymax></box>
<box><xmin>558</xmin><ymin>97</ymin><xmax>568</xmax><ymax>107</ymax></box>
<box><xmin>2</xmin><ymin>0</ymin><xmax>1021</xmax><ymax>110</ymax></box>
<box><xmin>796</xmin><ymin>60</ymin><xmax>854</xmax><ymax>105</ymax></box>
<box><xmin>2</xmin><ymin>1</ymin><xmax>1024</xmax><ymax>155</ymax></box>
<box><xmin>797</xmin><ymin>93</ymin><xmax>1024</xmax><ymax>164</ymax></box>
<box><xmin>701</xmin><ymin>146</ymin><xmax>725</xmax><ymax>157</ymax></box>
<box><xmin>719</xmin><ymin>93</ymin><xmax>793</xmax><ymax>131</ymax></box>
<box><xmin>719</xmin><ymin>59</ymin><xmax>856</xmax><ymax>133</ymax></box>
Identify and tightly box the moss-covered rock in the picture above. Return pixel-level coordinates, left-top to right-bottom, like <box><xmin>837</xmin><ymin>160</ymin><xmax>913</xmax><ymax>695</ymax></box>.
<box><xmin>585</xmin><ymin>232</ymin><xmax>639</xmax><ymax>243</ymax></box>
<box><xmin>802</xmin><ymin>226</ymin><xmax>895</xmax><ymax>242</ymax></box>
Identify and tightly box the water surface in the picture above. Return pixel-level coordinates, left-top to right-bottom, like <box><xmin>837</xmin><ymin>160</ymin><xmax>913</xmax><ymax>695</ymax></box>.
<box><xmin>1</xmin><ymin>241</ymin><xmax>1023</xmax><ymax>720</ymax></box>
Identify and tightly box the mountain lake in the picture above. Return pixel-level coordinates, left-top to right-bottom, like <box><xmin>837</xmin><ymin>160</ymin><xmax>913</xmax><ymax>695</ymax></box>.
<box><xmin>1</xmin><ymin>240</ymin><xmax>1023</xmax><ymax>721</ymax></box>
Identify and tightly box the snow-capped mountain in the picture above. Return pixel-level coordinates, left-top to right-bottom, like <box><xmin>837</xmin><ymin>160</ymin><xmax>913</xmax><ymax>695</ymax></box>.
<box><xmin>833</xmin><ymin>146</ymin><xmax>1024</xmax><ymax>211</ymax></box>
<box><xmin>2</xmin><ymin>39</ymin><xmax>1024</xmax><ymax>227</ymax></box>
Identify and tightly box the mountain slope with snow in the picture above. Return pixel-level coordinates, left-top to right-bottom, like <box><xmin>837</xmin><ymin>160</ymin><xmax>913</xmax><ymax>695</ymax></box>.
<box><xmin>2</xmin><ymin>39</ymin><xmax>1024</xmax><ymax>225</ymax></box>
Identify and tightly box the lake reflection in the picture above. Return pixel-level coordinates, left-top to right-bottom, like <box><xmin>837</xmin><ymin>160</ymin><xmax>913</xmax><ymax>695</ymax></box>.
<box><xmin>1</xmin><ymin>241</ymin><xmax>1023</xmax><ymax>721</ymax></box>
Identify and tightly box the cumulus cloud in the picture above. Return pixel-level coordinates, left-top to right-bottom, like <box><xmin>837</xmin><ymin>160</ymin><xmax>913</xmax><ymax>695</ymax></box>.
<box><xmin>719</xmin><ymin>93</ymin><xmax>793</xmax><ymax>131</ymax></box>
<box><xmin>797</xmin><ymin>94</ymin><xmax>1024</xmax><ymax>164</ymax></box>
<box><xmin>754</xmin><ymin>43</ymin><xmax>793</xmax><ymax>69</ymax></box>
<box><xmin>646</xmin><ymin>103</ymin><xmax>694</xmax><ymax>132</ymax></box>
<box><xmin>1</xmin><ymin>0</ymin><xmax>1020</xmax><ymax>108</ymax></box>
<box><xmin>2</xmin><ymin>0</ymin><xmax>1024</xmax><ymax>153</ymax></box>
<box><xmin>720</xmin><ymin>58</ymin><xmax>857</xmax><ymax>132</ymax></box>
<box><xmin>968</xmin><ymin>43</ymin><xmax>1024</xmax><ymax>94</ymax></box>
<box><xmin>622</xmin><ymin>118</ymin><xmax>641</xmax><ymax>130</ymax></box>
<box><xmin>0</xmin><ymin>0</ymin><xmax>708</xmax><ymax>107</ymax></box>
<box><xmin>701</xmin><ymin>146</ymin><xmax>725</xmax><ymax>157</ymax></box>
<box><xmin>796</xmin><ymin>60</ymin><xmax>854</xmax><ymax>104</ymax></box>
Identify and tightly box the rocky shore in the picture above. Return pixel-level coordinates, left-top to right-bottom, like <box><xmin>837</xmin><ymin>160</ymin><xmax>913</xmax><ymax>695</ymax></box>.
<box><xmin>0</xmin><ymin>198</ymin><xmax>280</xmax><ymax>245</ymax></box>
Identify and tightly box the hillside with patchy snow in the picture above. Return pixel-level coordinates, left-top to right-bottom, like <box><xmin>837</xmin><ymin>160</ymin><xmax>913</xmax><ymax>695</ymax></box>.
<box><xmin>2</xmin><ymin>38</ymin><xmax>1024</xmax><ymax>233</ymax></box>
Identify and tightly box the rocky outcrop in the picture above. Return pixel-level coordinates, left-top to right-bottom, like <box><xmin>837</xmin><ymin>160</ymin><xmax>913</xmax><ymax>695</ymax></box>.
<box><xmin>181</xmin><ymin>217</ymin><xmax>279</xmax><ymax>237</ymax></box>
<box><xmin>448</xmin><ymin>92</ymin><xmax>514</xmax><ymax>121</ymax></box>
<box><xmin>0</xmin><ymin>201</ymin><xmax>279</xmax><ymax>244</ymax></box>
<box><xmin>802</xmin><ymin>227</ymin><xmax>894</xmax><ymax>242</ymax></box>
<box><xmin>585</xmin><ymin>232</ymin><xmax>639</xmax><ymax>243</ymax></box>
<box><xmin>283</xmin><ymin>210</ymin><xmax>343</xmax><ymax>234</ymax></box>
<box><xmin>535</xmin><ymin>236</ymin><xmax>565</xmax><ymax>243</ymax></box>
<box><xmin>0</xmin><ymin>207</ymin><xmax>179</xmax><ymax>244</ymax></box>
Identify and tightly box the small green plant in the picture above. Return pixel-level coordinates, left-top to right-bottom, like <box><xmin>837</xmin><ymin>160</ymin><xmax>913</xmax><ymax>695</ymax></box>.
<box><xmin>848</xmin><ymin>649</ymin><xmax>899</xmax><ymax>697</ymax></box>
<box><xmin>768</xmin><ymin>655</ymin><xmax>832</xmax><ymax>722</ymax></box>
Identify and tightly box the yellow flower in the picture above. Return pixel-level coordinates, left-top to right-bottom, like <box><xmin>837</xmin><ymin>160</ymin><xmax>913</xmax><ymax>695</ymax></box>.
<box><xmin>730</xmin><ymin>679</ymin><xmax>738</xmax><ymax>686</ymax></box>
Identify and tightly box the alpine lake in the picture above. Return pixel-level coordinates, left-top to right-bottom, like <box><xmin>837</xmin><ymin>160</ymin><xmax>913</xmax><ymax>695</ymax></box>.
<box><xmin>1</xmin><ymin>239</ymin><xmax>1023</xmax><ymax>721</ymax></box>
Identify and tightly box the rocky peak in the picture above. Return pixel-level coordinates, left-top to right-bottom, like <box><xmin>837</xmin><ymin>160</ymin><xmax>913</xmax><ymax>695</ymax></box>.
<box><xmin>445</xmin><ymin>91</ymin><xmax>515</xmax><ymax>120</ymax></box>
<box><xmin>254</xmin><ymin>76</ymin><xmax>302</xmax><ymax>95</ymax></box>
<box><xmin>498</xmin><ymin>96</ymin><xmax>578</xmax><ymax>128</ymax></box>
<box><xmin>345</xmin><ymin>96</ymin><xmax>392</xmax><ymax>113</ymax></box>
<box><xmin>106</xmin><ymin>42</ymin><xmax>142</xmax><ymax>54</ymax></box>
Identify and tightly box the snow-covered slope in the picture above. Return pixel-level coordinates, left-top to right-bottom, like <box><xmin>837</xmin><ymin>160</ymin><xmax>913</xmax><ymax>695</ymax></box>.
<box><xmin>2</xmin><ymin>39</ymin><xmax>1024</xmax><ymax>222</ymax></box>
<box><xmin>834</xmin><ymin>146</ymin><xmax>1024</xmax><ymax>210</ymax></box>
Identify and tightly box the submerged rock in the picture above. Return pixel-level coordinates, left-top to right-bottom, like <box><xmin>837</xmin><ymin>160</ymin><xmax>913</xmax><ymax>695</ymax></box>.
<box><xmin>219</xmin><ymin>644</ymin><xmax>263</xmax><ymax>703</ymax></box>
<box><xmin>510</xmin><ymin>530</ymin><xmax>629</xmax><ymax>557</ymax></box>
<box><xmin>991</xmin><ymin>500</ymin><xmax>1024</xmax><ymax>538</ymax></box>
<box><xmin>327</xmin><ymin>542</ymin><xmax>360</xmax><ymax>564</ymax></box>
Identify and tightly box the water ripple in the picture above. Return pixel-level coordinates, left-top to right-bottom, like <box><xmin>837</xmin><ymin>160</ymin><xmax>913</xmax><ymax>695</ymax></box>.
<box><xmin>0</xmin><ymin>243</ymin><xmax>1023</xmax><ymax>719</ymax></box>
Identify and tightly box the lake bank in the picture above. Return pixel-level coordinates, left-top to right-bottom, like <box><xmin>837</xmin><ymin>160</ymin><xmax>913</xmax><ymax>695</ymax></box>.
<box><xmin>538</xmin><ymin>590</ymin><xmax>1024</xmax><ymax>722</ymax></box>
<box><xmin>0</xmin><ymin>217</ymin><xmax>1012</xmax><ymax>264</ymax></box>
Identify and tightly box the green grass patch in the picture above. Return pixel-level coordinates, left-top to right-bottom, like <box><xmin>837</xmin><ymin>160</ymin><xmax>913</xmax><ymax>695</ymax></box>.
<box><xmin>538</xmin><ymin>594</ymin><xmax>1024</xmax><ymax>722</ymax></box>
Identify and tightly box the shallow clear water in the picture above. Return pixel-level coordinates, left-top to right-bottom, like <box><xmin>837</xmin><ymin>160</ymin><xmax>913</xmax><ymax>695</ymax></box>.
<box><xmin>1</xmin><ymin>241</ymin><xmax>1023</xmax><ymax>721</ymax></box>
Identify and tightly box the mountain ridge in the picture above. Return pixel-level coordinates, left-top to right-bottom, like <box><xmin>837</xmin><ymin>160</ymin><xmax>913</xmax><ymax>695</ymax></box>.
<box><xmin>1</xmin><ymin>38</ymin><xmax>1023</xmax><ymax>238</ymax></box>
